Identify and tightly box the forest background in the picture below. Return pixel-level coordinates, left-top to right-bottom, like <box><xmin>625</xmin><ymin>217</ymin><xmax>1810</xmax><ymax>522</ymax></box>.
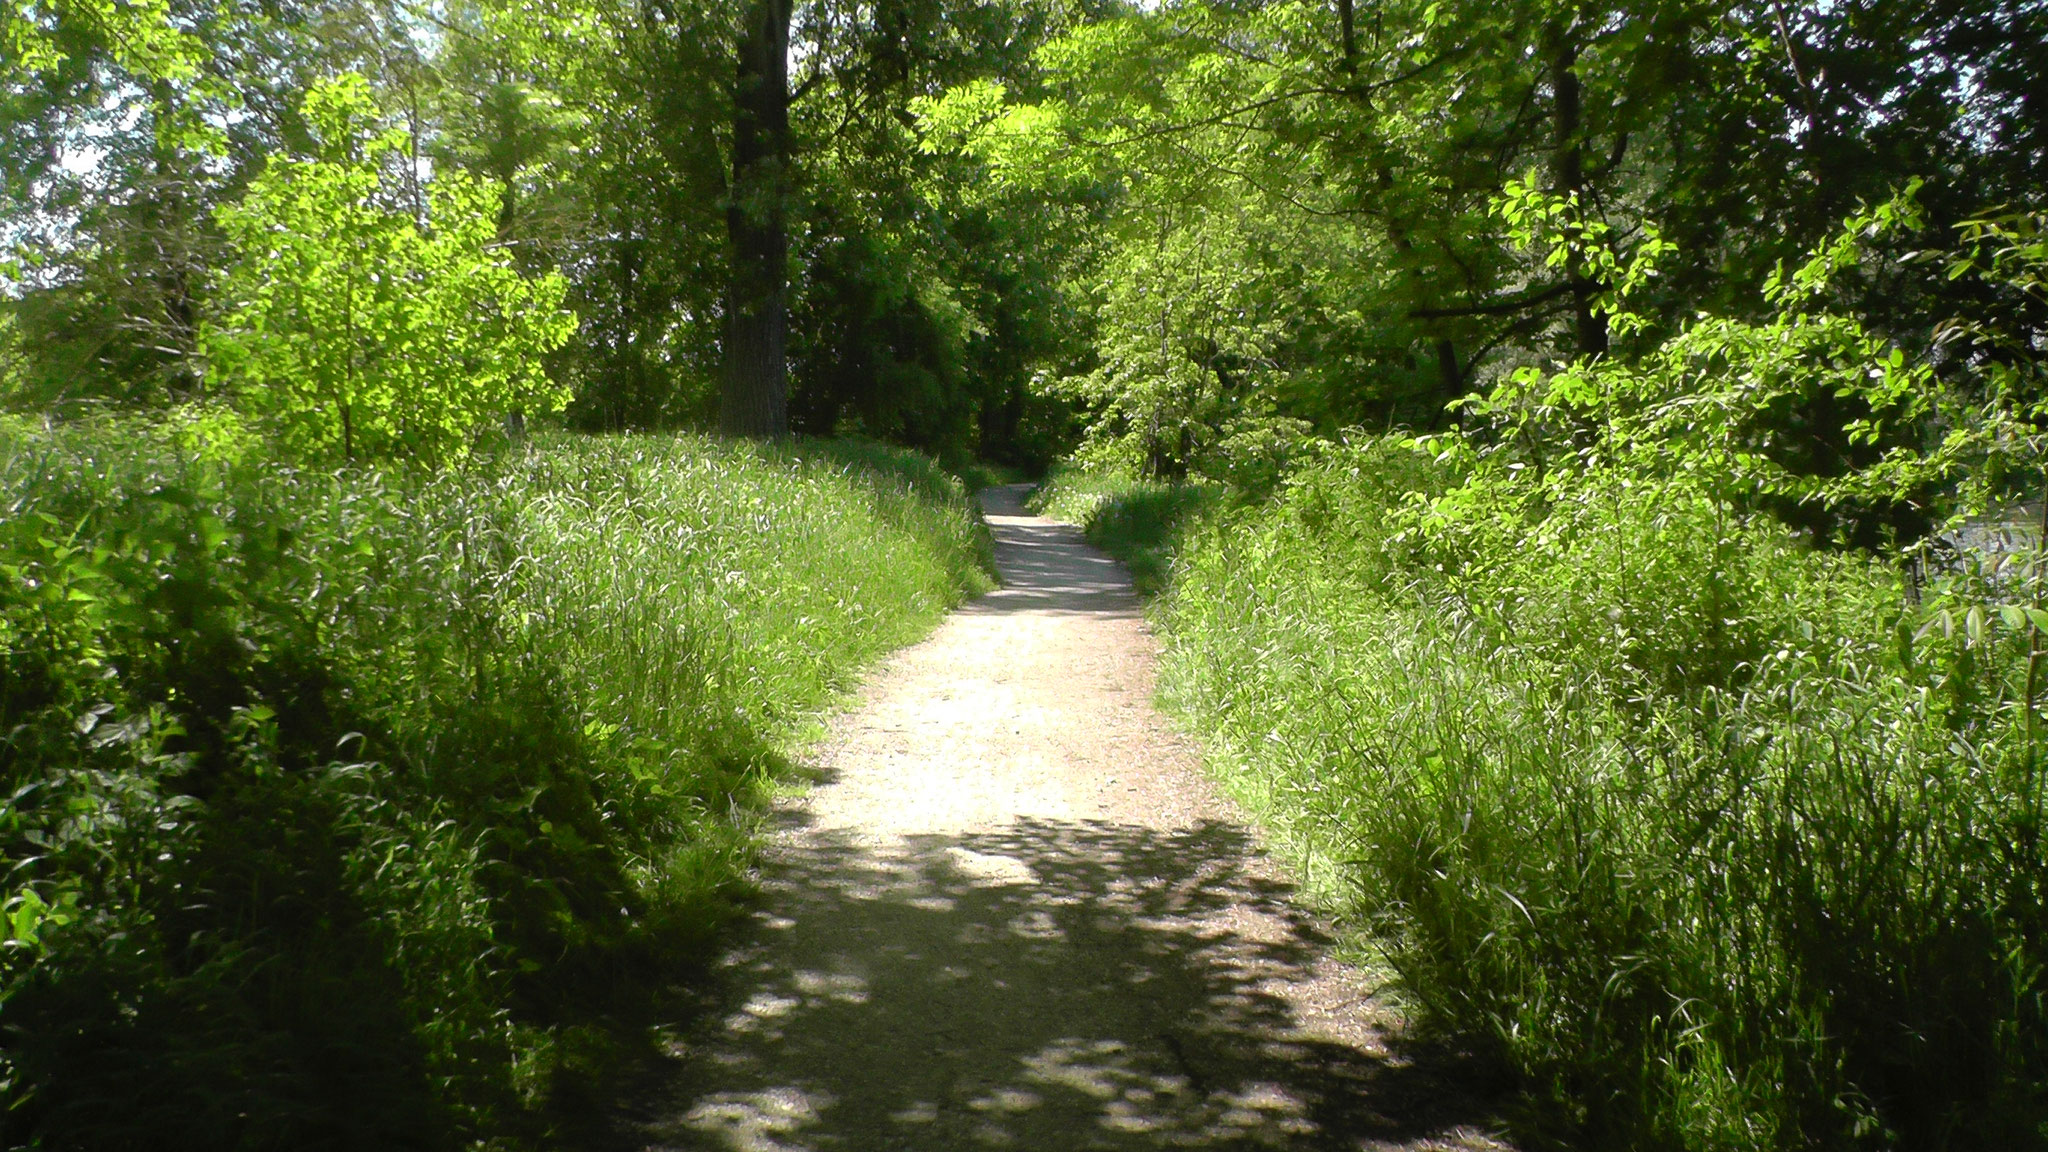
<box><xmin>5</xmin><ymin>0</ymin><xmax>2048</xmax><ymax>1148</ymax></box>
<box><xmin>10</xmin><ymin>0</ymin><xmax>2036</xmax><ymax>478</ymax></box>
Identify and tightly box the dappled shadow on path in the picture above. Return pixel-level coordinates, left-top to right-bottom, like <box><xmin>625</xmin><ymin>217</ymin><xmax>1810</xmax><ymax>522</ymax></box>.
<box><xmin>610</xmin><ymin>483</ymin><xmax>1507</xmax><ymax>1150</ymax></box>
<box><xmin>968</xmin><ymin>485</ymin><xmax>1141</xmax><ymax>617</ymax></box>
<box><xmin>627</xmin><ymin>811</ymin><xmax>1504</xmax><ymax>1151</ymax></box>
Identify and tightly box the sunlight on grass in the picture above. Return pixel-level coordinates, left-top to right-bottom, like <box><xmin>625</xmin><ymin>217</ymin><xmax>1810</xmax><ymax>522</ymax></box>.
<box><xmin>0</xmin><ymin>420</ymin><xmax>991</xmax><ymax>1149</ymax></box>
<box><xmin>1053</xmin><ymin>443</ymin><xmax>2048</xmax><ymax>1149</ymax></box>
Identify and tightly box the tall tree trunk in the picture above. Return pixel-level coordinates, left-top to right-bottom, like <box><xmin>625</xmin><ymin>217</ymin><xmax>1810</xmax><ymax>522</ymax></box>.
<box><xmin>1335</xmin><ymin>0</ymin><xmax>1357</xmax><ymax>78</ymax></box>
<box><xmin>1432</xmin><ymin>338</ymin><xmax>1462</xmax><ymax>418</ymax></box>
<box><xmin>721</xmin><ymin>0</ymin><xmax>792</xmax><ymax>438</ymax></box>
<box><xmin>1547</xmin><ymin>25</ymin><xmax>1608</xmax><ymax>359</ymax></box>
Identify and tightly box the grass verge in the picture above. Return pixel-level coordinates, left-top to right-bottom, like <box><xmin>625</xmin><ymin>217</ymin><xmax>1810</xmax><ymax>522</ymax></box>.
<box><xmin>0</xmin><ymin>417</ymin><xmax>992</xmax><ymax>1150</ymax></box>
<box><xmin>1052</xmin><ymin>445</ymin><xmax>2048</xmax><ymax>1150</ymax></box>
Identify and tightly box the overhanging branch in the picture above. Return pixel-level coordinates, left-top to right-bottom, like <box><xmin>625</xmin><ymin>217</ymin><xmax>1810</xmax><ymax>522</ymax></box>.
<box><xmin>1408</xmin><ymin>281</ymin><xmax>1576</xmax><ymax>319</ymax></box>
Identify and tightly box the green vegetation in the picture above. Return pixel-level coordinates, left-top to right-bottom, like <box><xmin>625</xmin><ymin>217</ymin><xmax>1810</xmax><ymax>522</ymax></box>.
<box><xmin>7</xmin><ymin>0</ymin><xmax>2048</xmax><ymax>1144</ymax></box>
<box><xmin>0</xmin><ymin>417</ymin><xmax>989</xmax><ymax>1149</ymax></box>
<box><xmin>204</xmin><ymin>77</ymin><xmax>576</xmax><ymax>464</ymax></box>
<box><xmin>1040</xmin><ymin>213</ymin><xmax>2048</xmax><ymax>1149</ymax></box>
<box><xmin>1158</xmin><ymin>449</ymin><xmax>2047</xmax><ymax>1149</ymax></box>
<box><xmin>19</xmin><ymin>0</ymin><xmax>2039</xmax><ymax>476</ymax></box>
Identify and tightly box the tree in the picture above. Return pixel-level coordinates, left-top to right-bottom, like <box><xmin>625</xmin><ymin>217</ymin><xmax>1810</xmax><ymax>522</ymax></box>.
<box><xmin>720</xmin><ymin>0</ymin><xmax>791</xmax><ymax>438</ymax></box>
<box><xmin>202</xmin><ymin>75</ymin><xmax>576</xmax><ymax>462</ymax></box>
<box><xmin>909</xmin><ymin>0</ymin><xmax>2045</xmax><ymax>478</ymax></box>
<box><xmin>777</xmin><ymin>0</ymin><xmax>1096</xmax><ymax>466</ymax></box>
<box><xmin>2</xmin><ymin>0</ymin><xmax>462</xmax><ymax>414</ymax></box>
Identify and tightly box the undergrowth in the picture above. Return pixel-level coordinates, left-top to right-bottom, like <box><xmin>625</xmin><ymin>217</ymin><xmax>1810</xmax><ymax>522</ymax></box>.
<box><xmin>1051</xmin><ymin>441</ymin><xmax>2048</xmax><ymax>1150</ymax></box>
<box><xmin>0</xmin><ymin>418</ymin><xmax>991</xmax><ymax>1150</ymax></box>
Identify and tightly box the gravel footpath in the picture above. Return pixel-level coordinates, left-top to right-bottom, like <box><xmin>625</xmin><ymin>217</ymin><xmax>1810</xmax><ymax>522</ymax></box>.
<box><xmin>632</xmin><ymin>485</ymin><xmax>1508</xmax><ymax>1151</ymax></box>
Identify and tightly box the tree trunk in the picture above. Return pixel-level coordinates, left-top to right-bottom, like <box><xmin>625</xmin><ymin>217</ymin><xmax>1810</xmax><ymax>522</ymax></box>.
<box><xmin>1433</xmin><ymin>338</ymin><xmax>1462</xmax><ymax>415</ymax></box>
<box><xmin>1547</xmin><ymin>25</ymin><xmax>1608</xmax><ymax>359</ymax></box>
<box><xmin>1336</xmin><ymin>0</ymin><xmax>1357</xmax><ymax>77</ymax></box>
<box><xmin>721</xmin><ymin>0</ymin><xmax>792</xmax><ymax>438</ymax></box>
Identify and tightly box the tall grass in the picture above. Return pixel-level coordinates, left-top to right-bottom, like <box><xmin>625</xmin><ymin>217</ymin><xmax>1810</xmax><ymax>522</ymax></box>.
<box><xmin>1055</xmin><ymin>442</ymin><xmax>2048</xmax><ymax>1150</ymax></box>
<box><xmin>0</xmin><ymin>417</ymin><xmax>991</xmax><ymax>1150</ymax></box>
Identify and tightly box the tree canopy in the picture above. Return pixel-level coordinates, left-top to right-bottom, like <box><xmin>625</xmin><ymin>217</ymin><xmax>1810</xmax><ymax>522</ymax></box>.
<box><xmin>1</xmin><ymin>0</ymin><xmax>2042</xmax><ymax>481</ymax></box>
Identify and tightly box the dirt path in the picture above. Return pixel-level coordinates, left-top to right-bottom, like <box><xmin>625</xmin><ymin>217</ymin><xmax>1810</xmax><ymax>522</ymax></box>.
<box><xmin>632</xmin><ymin>486</ymin><xmax>1506</xmax><ymax>1151</ymax></box>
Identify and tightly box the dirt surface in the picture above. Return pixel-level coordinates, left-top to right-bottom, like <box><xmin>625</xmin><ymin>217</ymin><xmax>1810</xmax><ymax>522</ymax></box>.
<box><xmin>631</xmin><ymin>486</ymin><xmax>1509</xmax><ymax>1151</ymax></box>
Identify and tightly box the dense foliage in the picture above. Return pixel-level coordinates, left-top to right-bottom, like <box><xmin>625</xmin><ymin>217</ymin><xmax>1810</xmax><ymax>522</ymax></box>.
<box><xmin>929</xmin><ymin>0</ymin><xmax>2045</xmax><ymax>491</ymax></box>
<box><xmin>1</xmin><ymin>0</ymin><xmax>1101</xmax><ymax>464</ymax></box>
<box><xmin>1161</xmin><ymin>452</ymin><xmax>2048</xmax><ymax>1149</ymax></box>
<box><xmin>1040</xmin><ymin>211</ymin><xmax>2048</xmax><ymax>1150</ymax></box>
<box><xmin>14</xmin><ymin>0</ymin><xmax>2037</xmax><ymax>474</ymax></box>
<box><xmin>0</xmin><ymin>419</ymin><xmax>989</xmax><ymax>1149</ymax></box>
<box><xmin>7</xmin><ymin>0</ymin><xmax>2048</xmax><ymax>1144</ymax></box>
<box><xmin>204</xmin><ymin>77</ymin><xmax>576</xmax><ymax>463</ymax></box>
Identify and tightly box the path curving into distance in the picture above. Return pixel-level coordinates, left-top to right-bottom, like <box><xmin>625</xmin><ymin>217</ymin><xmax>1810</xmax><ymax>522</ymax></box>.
<box><xmin>631</xmin><ymin>485</ymin><xmax>1508</xmax><ymax>1151</ymax></box>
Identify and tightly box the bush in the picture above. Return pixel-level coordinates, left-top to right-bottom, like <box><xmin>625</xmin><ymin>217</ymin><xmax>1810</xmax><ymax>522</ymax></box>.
<box><xmin>1153</xmin><ymin>439</ymin><xmax>2048</xmax><ymax>1150</ymax></box>
<box><xmin>203</xmin><ymin>76</ymin><xmax>576</xmax><ymax>464</ymax></box>
<box><xmin>0</xmin><ymin>421</ymin><xmax>991</xmax><ymax>1149</ymax></box>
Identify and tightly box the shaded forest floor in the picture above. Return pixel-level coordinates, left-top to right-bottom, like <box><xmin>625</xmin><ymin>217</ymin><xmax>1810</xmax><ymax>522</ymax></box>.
<box><xmin>619</xmin><ymin>486</ymin><xmax>1510</xmax><ymax>1151</ymax></box>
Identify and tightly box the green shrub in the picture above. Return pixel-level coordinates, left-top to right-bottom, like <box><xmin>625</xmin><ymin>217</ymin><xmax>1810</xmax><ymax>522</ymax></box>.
<box><xmin>203</xmin><ymin>76</ymin><xmax>576</xmax><ymax>464</ymax></box>
<box><xmin>0</xmin><ymin>421</ymin><xmax>990</xmax><ymax>1149</ymax></box>
<box><xmin>1153</xmin><ymin>439</ymin><xmax>2048</xmax><ymax>1150</ymax></box>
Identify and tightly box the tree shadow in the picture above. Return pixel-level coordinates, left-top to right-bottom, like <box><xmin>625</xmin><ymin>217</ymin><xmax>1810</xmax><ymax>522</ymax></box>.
<box><xmin>967</xmin><ymin>485</ymin><xmax>1144</xmax><ymax>617</ymax></box>
<box><xmin>621</xmin><ymin>810</ymin><xmax>1509</xmax><ymax>1151</ymax></box>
